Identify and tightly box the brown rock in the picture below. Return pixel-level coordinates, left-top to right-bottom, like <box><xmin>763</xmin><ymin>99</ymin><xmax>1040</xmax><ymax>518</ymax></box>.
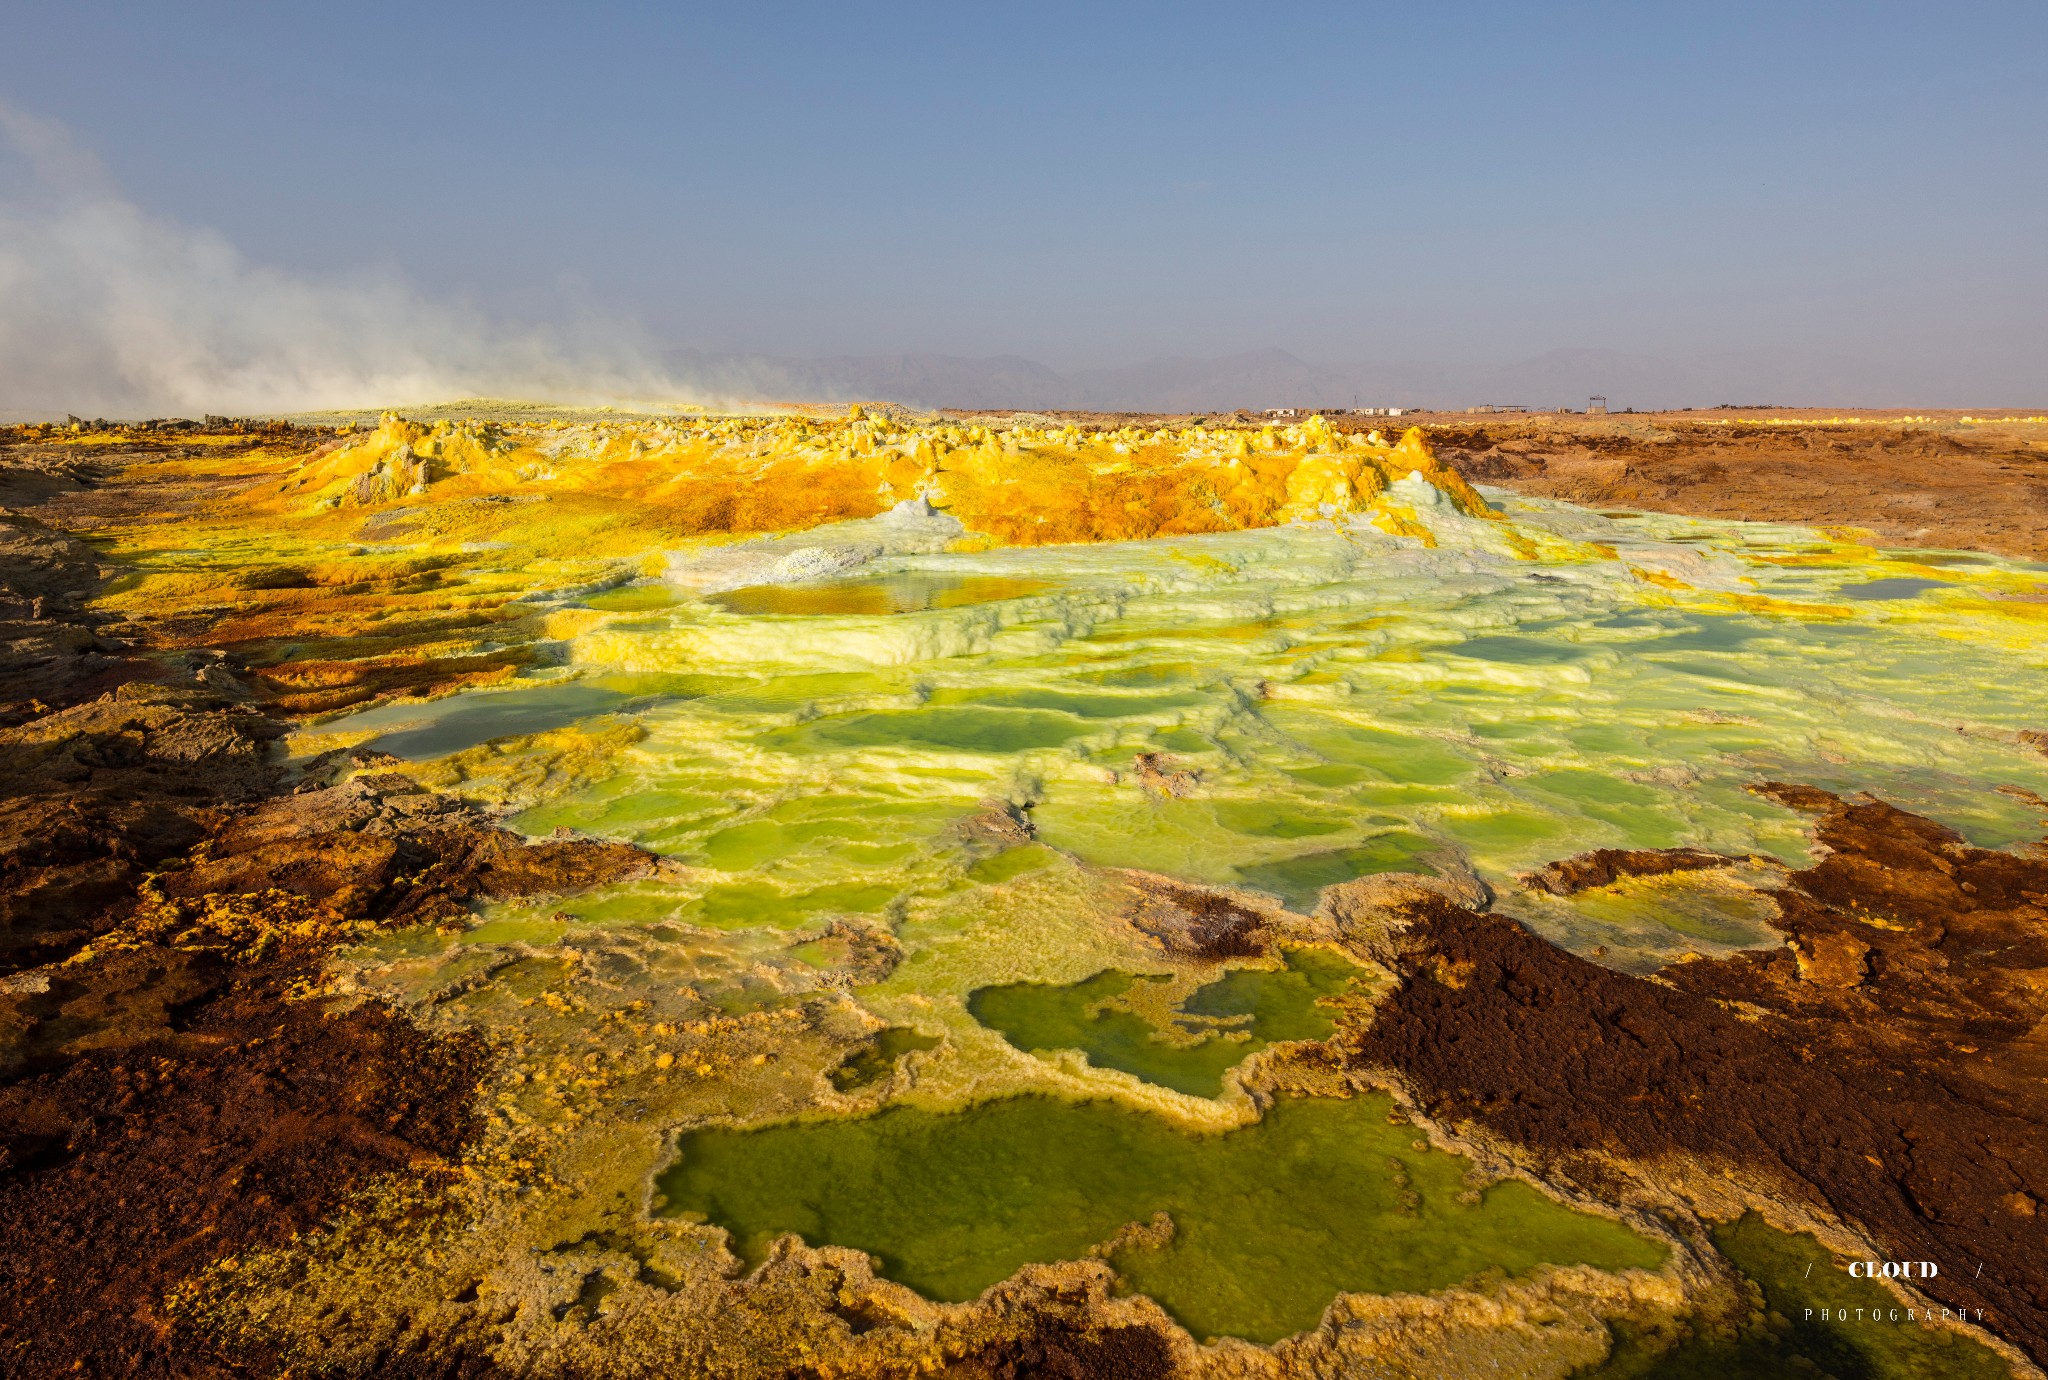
<box><xmin>1435</xmin><ymin>415</ymin><xmax>2048</xmax><ymax>562</ymax></box>
<box><xmin>1345</xmin><ymin>784</ymin><xmax>2048</xmax><ymax>1364</ymax></box>
<box><xmin>1115</xmin><ymin>870</ymin><xmax>1281</xmax><ymax>959</ymax></box>
<box><xmin>1520</xmin><ymin>846</ymin><xmax>1739</xmax><ymax>897</ymax></box>
<box><xmin>1792</xmin><ymin>930</ymin><xmax>1870</xmax><ymax>986</ymax></box>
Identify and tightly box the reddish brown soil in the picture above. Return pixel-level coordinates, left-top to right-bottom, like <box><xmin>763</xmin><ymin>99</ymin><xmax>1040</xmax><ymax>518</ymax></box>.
<box><xmin>0</xmin><ymin>729</ymin><xmax>658</xmax><ymax>1378</ymax></box>
<box><xmin>1345</xmin><ymin>785</ymin><xmax>2048</xmax><ymax>1365</ymax></box>
<box><xmin>0</xmin><ymin>483</ymin><xmax>664</xmax><ymax>1377</ymax></box>
<box><xmin>1118</xmin><ymin>872</ymin><xmax>1273</xmax><ymax>960</ymax></box>
<box><xmin>0</xmin><ymin>971</ymin><xmax>488</xmax><ymax>1378</ymax></box>
<box><xmin>1426</xmin><ymin>416</ymin><xmax>2048</xmax><ymax>561</ymax></box>
<box><xmin>1520</xmin><ymin>846</ymin><xmax>1742</xmax><ymax>896</ymax></box>
<box><xmin>947</xmin><ymin>1320</ymin><xmax>1177</xmax><ymax>1379</ymax></box>
<box><xmin>0</xmin><ymin>730</ymin><xmax>659</xmax><ymax>1378</ymax></box>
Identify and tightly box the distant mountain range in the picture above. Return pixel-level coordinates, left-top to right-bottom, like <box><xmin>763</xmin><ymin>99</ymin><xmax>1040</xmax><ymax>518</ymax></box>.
<box><xmin>662</xmin><ymin>345</ymin><xmax>1963</xmax><ymax>413</ymax></box>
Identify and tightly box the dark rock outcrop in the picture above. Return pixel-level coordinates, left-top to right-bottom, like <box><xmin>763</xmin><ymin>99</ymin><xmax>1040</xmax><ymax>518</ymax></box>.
<box><xmin>1346</xmin><ymin>786</ymin><xmax>2048</xmax><ymax>1364</ymax></box>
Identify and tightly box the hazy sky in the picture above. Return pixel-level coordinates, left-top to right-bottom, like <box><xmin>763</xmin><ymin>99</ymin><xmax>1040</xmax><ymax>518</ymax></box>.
<box><xmin>5</xmin><ymin>0</ymin><xmax>2045</xmax><ymax>408</ymax></box>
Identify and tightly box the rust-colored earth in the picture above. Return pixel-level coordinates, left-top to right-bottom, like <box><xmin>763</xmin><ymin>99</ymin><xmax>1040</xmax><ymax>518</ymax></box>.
<box><xmin>1420</xmin><ymin>410</ymin><xmax>2048</xmax><ymax>562</ymax></box>
<box><xmin>1342</xmin><ymin>784</ymin><xmax>2048</xmax><ymax>1364</ymax></box>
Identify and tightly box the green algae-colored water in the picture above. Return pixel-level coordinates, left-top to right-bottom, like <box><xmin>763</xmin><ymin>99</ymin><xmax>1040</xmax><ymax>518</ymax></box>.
<box><xmin>765</xmin><ymin>705</ymin><xmax>1091</xmax><ymax>753</ymax></box>
<box><xmin>323</xmin><ymin>681</ymin><xmax>645</xmax><ymax>759</ymax></box>
<box><xmin>1232</xmin><ymin>833</ymin><xmax>1439</xmax><ymax>910</ymax></box>
<box><xmin>828</xmin><ymin>1026</ymin><xmax>941</xmax><ymax>1091</ymax></box>
<box><xmin>657</xmin><ymin>1091</ymin><xmax>1666</xmax><ymax>1343</ymax></box>
<box><xmin>968</xmin><ymin>947</ymin><xmax>1364</xmax><ymax>1097</ymax></box>
<box><xmin>1837</xmin><ymin>577</ymin><xmax>1953</xmax><ymax>601</ymax></box>
<box><xmin>709</xmin><ymin>573</ymin><xmax>1051</xmax><ymax>616</ymax></box>
<box><xmin>310</xmin><ymin>673</ymin><xmax>714</xmax><ymax>760</ymax></box>
<box><xmin>580</xmin><ymin>582</ymin><xmax>685</xmax><ymax>612</ymax></box>
<box><xmin>928</xmin><ymin>685</ymin><xmax>1212</xmax><ymax>718</ymax></box>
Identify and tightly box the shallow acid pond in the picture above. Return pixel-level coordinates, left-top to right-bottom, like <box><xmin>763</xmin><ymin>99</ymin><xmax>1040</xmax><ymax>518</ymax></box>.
<box><xmin>968</xmin><ymin>947</ymin><xmax>1365</xmax><ymax>1097</ymax></box>
<box><xmin>827</xmin><ymin>1026</ymin><xmax>941</xmax><ymax>1091</ymax></box>
<box><xmin>310</xmin><ymin>674</ymin><xmax>707</xmax><ymax>760</ymax></box>
<box><xmin>657</xmin><ymin>1091</ymin><xmax>1666</xmax><ymax>1343</ymax></box>
<box><xmin>1838</xmin><ymin>577</ymin><xmax>1954</xmax><ymax>601</ymax></box>
<box><xmin>1231</xmin><ymin>833</ymin><xmax>1440</xmax><ymax>911</ymax></box>
<box><xmin>708</xmin><ymin>572</ymin><xmax>1051</xmax><ymax>616</ymax></box>
<box><xmin>580</xmin><ymin>582</ymin><xmax>686</xmax><ymax>613</ymax></box>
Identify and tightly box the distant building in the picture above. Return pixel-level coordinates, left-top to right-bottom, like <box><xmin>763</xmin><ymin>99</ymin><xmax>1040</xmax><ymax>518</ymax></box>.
<box><xmin>1587</xmin><ymin>395</ymin><xmax>1609</xmax><ymax>415</ymax></box>
<box><xmin>1466</xmin><ymin>404</ymin><xmax>1529</xmax><ymax>415</ymax></box>
<box><xmin>1355</xmin><ymin>406</ymin><xmax>1410</xmax><ymax>417</ymax></box>
<box><xmin>1263</xmin><ymin>407</ymin><xmax>1303</xmax><ymax>418</ymax></box>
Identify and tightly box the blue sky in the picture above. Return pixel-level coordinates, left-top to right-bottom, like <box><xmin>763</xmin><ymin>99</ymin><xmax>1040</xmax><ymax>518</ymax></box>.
<box><xmin>4</xmin><ymin>0</ymin><xmax>2045</xmax><ymax>404</ymax></box>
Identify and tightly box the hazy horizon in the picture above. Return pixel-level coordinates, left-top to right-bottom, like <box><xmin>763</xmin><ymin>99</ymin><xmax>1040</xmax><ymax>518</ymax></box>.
<box><xmin>4</xmin><ymin>1</ymin><xmax>2044</xmax><ymax>416</ymax></box>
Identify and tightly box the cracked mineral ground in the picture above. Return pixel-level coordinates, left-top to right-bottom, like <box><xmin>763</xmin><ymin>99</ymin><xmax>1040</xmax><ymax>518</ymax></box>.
<box><xmin>2</xmin><ymin>406</ymin><xmax>2045</xmax><ymax>1379</ymax></box>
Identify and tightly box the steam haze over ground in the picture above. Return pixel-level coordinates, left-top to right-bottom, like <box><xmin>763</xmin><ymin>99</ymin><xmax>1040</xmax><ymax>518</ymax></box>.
<box><xmin>0</xmin><ymin>106</ymin><xmax>679</xmax><ymax>418</ymax></box>
<box><xmin>2</xmin><ymin>1</ymin><xmax>2044</xmax><ymax>417</ymax></box>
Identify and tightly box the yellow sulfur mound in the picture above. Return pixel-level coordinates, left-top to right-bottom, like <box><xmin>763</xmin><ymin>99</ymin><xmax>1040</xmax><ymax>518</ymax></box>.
<box><xmin>257</xmin><ymin>409</ymin><xmax>1499</xmax><ymax>545</ymax></box>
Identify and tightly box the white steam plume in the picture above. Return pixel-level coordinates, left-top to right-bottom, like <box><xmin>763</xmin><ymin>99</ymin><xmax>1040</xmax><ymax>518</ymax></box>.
<box><xmin>0</xmin><ymin>104</ymin><xmax>691</xmax><ymax>420</ymax></box>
